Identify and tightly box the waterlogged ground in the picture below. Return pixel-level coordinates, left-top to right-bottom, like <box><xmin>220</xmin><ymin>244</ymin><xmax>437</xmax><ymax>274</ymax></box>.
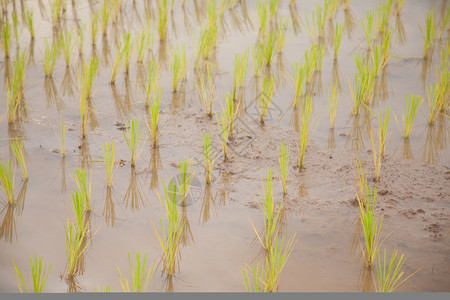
<box><xmin>0</xmin><ymin>0</ymin><xmax>449</xmax><ymax>292</ymax></box>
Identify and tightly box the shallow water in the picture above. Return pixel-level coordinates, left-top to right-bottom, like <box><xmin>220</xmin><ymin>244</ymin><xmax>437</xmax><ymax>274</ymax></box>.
<box><xmin>0</xmin><ymin>0</ymin><xmax>449</xmax><ymax>292</ymax></box>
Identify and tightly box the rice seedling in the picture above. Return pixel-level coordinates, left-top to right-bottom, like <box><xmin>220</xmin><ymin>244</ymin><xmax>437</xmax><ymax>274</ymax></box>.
<box><xmin>328</xmin><ymin>81</ymin><xmax>340</xmax><ymax>129</ymax></box>
<box><xmin>25</xmin><ymin>10</ymin><xmax>35</xmax><ymax>39</ymax></box>
<box><xmin>158</xmin><ymin>0</ymin><xmax>169</xmax><ymax>41</ymax></box>
<box><xmin>224</xmin><ymin>93</ymin><xmax>236</xmax><ymax>139</ymax></box>
<box><xmin>269</xmin><ymin>0</ymin><xmax>280</xmax><ymax>20</ymax></box>
<box><xmin>50</xmin><ymin>0</ymin><xmax>62</xmax><ymax>24</ymax></box>
<box><xmin>257</xmin><ymin>0</ymin><xmax>269</xmax><ymax>38</ymax></box>
<box><xmin>298</xmin><ymin>96</ymin><xmax>313</xmax><ymax>169</ymax></box>
<box><xmin>103</xmin><ymin>142</ymin><xmax>116</xmax><ymax>188</ymax></box>
<box><xmin>278</xmin><ymin>143</ymin><xmax>290</xmax><ymax>195</ymax></box>
<box><xmin>427</xmin><ymin>84</ymin><xmax>441</xmax><ymax>125</ymax></box>
<box><xmin>64</xmin><ymin>219</ymin><xmax>89</xmax><ymax>278</ymax></box>
<box><xmin>202</xmin><ymin>133</ymin><xmax>215</xmax><ymax>185</ymax></box>
<box><xmin>136</xmin><ymin>31</ymin><xmax>151</xmax><ymax>64</ymax></box>
<box><xmin>0</xmin><ymin>160</ymin><xmax>16</xmax><ymax>205</ymax></box>
<box><xmin>369</xmin><ymin>130</ymin><xmax>382</xmax><ymax>182</ymax></box>
<box><xmin>196</xmin><ymin>15</ymin><xmax>219</xmax><ymax>62</ymax></box>
<box><xmin>1</xmin><ymin>21</ymin><xmax>11</xmax><ymax>58</ymax></box>
<box><xmin>71</xmin><ymin>191</ymin><xmax>85</xmax><ymax>230</ymax></box>
<box><xmin>420</xmin><ymin>10</ymin><xmax>436</xmax><ymax>59</ymax></box>
<box><xmin>304</xmin><ymin>50</ymin><xmax>314</xmax><ymax>84</ymax></box>
<box><xmin>10</xmin><ymin>140</ymin><xmax>28</xmax><ymax>180</ymax></box>
<box><xmin>357</xmin><ymin>186</ymin><xmax>383</xmax><ymax>267</ymax></box>
<box><xmin>151</xmin><ymin>180</ymin><xmax>185</xmax><ymax>276</ymax></box>
<box><xmin>60</xmin><ymin>117</ymin><xmax>66</xmax><ymax>157</ymax></box>
<box><xmin>12</xmin><ymin>255</ymin><xmax>51</xmax><ymax>293</ymax></box>
<box><xmin>6</xmin><ymin>52</ymin><xmax>27</xmax><ymax>124</ymax></box>
<box><xmin>349</xmin><ymin>55</ymin><xmax>375</xmax><ymax>114</ymax></box>
<box><xmin>101</xmin><ymin>0</ymin><xmax>111</xmax><ymax>36</ymax></box>
<box><xmin>60</xmin><ymin>31</ymin><xmax>74</xmax><ymax>66</ymax></box>
<box><xmin>354</xmin><ymin>155</ymin><xmax>368</xmax><ymax>206</ymax></box>
<box><xmin>232</xmin><ymin>50</ymin><xmax>249</xmax><ymax>99</ymax></box>
<box><xmin>195</xmin><ymin>64</ymin><xmax>216</xmax><ymax>118</ymax></box>
<box><xmin>311</xmin><ymin>44</ymin><xmax>325</xmax><ymax>72</ymax></box>
<box><xmin>216</xmin><ymin>111</ymin><xmax>228</xmax><ymax>161</ymax></box>
<box><xmin>78</xmin><ymin>25</ymin><xmax>86</xmax><ymax>56</ymax></box>
<box><xmin>361</xmin><ymin>10</ymin><xmax>375</xmax><ymax>50</ymax></box>
<box><xmin>116</xmin><ymin>252</ymin><xmax>155</xmax><ymax>292</ymax></box>
<box><xmin>375</xmin><ymin>246</ymin><xmax>421</xmax><ymax>292</ymax></box>
<box><xmin>84</xmin><ymin>56</ymin><xmax>99</xmax><ymax>99</ymax></box>
<box><xmin>96</xmin><ymin>285</ymin><xmax>113</xmax><ymax>292</ymax></box>
<box><xmin>333</xmin><ymin>23</ymin><xmax>344</xmax><ymax>61</ymax></box>
<box><xmin>252</xmin><ymin>43</ymin><xmax>265</xmax><ymax>78</ymax></box>
<box><xmin>122</xmin><ymin>33</ymin><xmax>134</xmax><ymax>74</ymax></box>
<box><xmin>123</xmin><ymin>120</ymin><xmax>144</xmax><ymax>167</ymax></box>
<box><xmin>401</xmin><ymin>94</ymin><xmax>423</xmax><ymax>138</ymax></box>
<box><xmin>378</xmin><ymin>108</ymin><xmax>390</xmax><ymax>159</ymax></box>
<box><xmin>91</xmin><ymin>13</ymin><xmax>100</xmax><ymax>46</ymax></box>
<box><xmin>179</xmin><ymin>159</ymin><xmax>194</xmax><ymax>207</ymax></box>
<box><xmin>376</xmin><ymin>1</ymin><xmax>392</xmax><ymax>36</ymax></box>
<box><xmin>43</xmin><ymin>40</ymin><xmax>60</xmax><ymax>77</ymax></box>
<box><xmin>381</xmin><ymin>29</ymin><xmax>393</xmax><ymax>68</ymax></box>
<box><xmin>145</xmin><ymin>60</ymin><xmax>160</xmax><ymax>107</ymax></box>
<box><xmin>290</xmin><ymin>62</ymin><xmax>305</xmax><ymax>109</ymax></box>
<box><xmin>241</xmin><ymin>235</ymin><xmax>296</xmax><ymax>292</ymax></box>
<box><xmin>170</xmin><ymin>45</ymin><xmax>187</xmax><ymax>92</ymax></box>
<box><xmin>259</xmin><ymin>76</ymin><xmax>275</xmax><ymax>125</ymax></box>
<box><xmin>72</xmin><ymin>168</ymin><xmax>92</xmax><ymax>211</ymax></box>
<box><xmin>263</xmin><ymin>30</ymin><xmax>277</xmax><ymax>66</ymax></box>
<box><xmin>275</xmin><ymin>18</ymin><xmax>288</xmax><ymax>53</ymax></box>
<box><xmin>145</xmin><ymin>87</ymin><xmax>162</xmax><ymax>148</ymax></box>
<box><xmin>77</xmin><ymin>68</ymin><xmax>88</xmax><ymax>138</ymax></box>
<box><xmin>12</xmin><ymin>13</ymin><xmax>18</xmax><ymax>43</ymax></box>
<box><xmin>110</xmin><ymin>44</ymin><xmax>124</xmax><ymax>85</ymax></box>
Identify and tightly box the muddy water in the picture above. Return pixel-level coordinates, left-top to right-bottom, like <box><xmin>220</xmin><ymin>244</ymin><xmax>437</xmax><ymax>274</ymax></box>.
<box><xmin>0</xmin><ymin>0</ymin><xmax>449</xmax><ymax>293</ymax></box>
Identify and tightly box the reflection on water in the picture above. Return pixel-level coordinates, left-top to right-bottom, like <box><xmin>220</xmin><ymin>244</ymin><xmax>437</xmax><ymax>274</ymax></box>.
<box><xmin>149</xmin><ymin>147</ymin><xmax>162</xmax><ymax>191</ymax></box>
<box><xmin>180</xmin><ymin>207</ymin><xmax>194</xmax><ymax>248</ymax></box>
<box><xmin>199</xmin><ymin>185</ymin><xmax>217</xmax><ymax>225</ymax></box>
<box><xmin>0</xmin><ymin>204</ymin><xmax>17</xmax><ymax>244</ymax></box>
<box><xmin>327</xmin><ymin>129</ymin><xmax>336</xmax><ymax>150</ymax></box>
<box><xmin>289</xmin><ymin>1</ymin><xmax>301</xmax><ymax>35</ymax></box>
<box><xmin>111</xmin><ymin>84</ymin><xmax>130</xmax><ymax>120</ymax></box>
<box><xmin>79</xmin><ymin>137</ymin><xmax>91</xmax><ymax>170</ymax></box>
<box><xmin>395</xmin><ymin>14</ymin><xmax>406</xmax><ymax>46</ymax></box>
<box><xmin>332</xmin><ymin>61</ymin><xmax>341</xmax><ymax>90</ymax></box>
<box><xmin>124</xmin><ymin>167</ymin><xmax>147</xmax><ymax>212</ymax></box>
<box><xmin>422</xmin><ymin>115</ymin><xmax>448</xmax><ymax>164</ymax></box>
<box><xmin>66</xmin><ymin>276</ymin><xmax>83</xmax><ymax>293</ymax></box>
<box><xmin>61</xmin><ymin>66</ymin><xmax>75</xmax><ymax>99</ymax></box>
<box><xmin>358</xmin><ymin>265</ymin><xmax>375</xmax><ymax>292</ymax></box>
<box><xmin>345</xmin><ymin>110</ymin><xmax>372</xmax><ymax>151</ymax></box>
<box><xmin>298</xmin><ymin>185</ymin><xmax>308</xmax><ymax>197</ymax></box>
<box><xmin>344</xmin><ymin>7</ymin><xmax>355</xmax><ymax>39</ymax></box>
<box><xmin>104</xmin><ymin>187</ymin><xmax>117</xmax><ymax>227</ymax></box>
<box><xmin>27</xmin><ymin>39</ymin><xmax>35</xmax><ymax>66</ymax></box>
<box><xmin>45</xmin><ymin>77</ymin><xmax>65</xmax><ymax>112</ymax></box>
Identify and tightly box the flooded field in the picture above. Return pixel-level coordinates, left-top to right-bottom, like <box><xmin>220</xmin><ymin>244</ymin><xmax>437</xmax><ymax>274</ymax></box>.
<box><xmin>0</xmin><ymin>0</ymin><xmax>449</xmax><ymax>293</ymax></box>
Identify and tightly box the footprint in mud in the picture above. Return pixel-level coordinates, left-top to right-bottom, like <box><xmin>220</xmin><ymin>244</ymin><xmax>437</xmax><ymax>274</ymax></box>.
<box><xmin>424</xmin><ymin>222</ymin><xmax>443</xmax><ymax>241</ymax></box>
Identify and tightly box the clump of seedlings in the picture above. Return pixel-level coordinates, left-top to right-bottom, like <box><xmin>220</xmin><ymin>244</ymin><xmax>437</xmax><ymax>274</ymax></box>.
<box><xmin>116</xmin><ymin>252</ymin><xmax>155</xmax><ymax>292</ymax></box>
<box><xmin>202</xmin><ymin>133</ymin><xmax>215</xmax><ymax>185</ymax></box>
<box><xmin>7</xmin><ymin>52</ymin><xmax>27</xmax><ymax>124</ymax></box>
<box><xmin>278</xmin><ymin>142</ymin><xmax>290</xmax><ymax>195</ymax></box>
<box><xmin>145</xmin><ymin>60</ymin><xmax>160</xmax><ymax>108</ymax></box>
<box><xmin>25</xmin><ymin>10</ymin><xmax>35</xmax><ymax>39</ymax></box>
<box><xmin>158</xmin><ymin>0</ymin><xmax>169</xmax><ymax>41</ymax></box>
<box><xmin>72</xmin><ymin>168</ymin><xmax>92</xmax><ymax>212</ymax></box>
<box><xmin>1</xmin><ymin>21</ymin><xmax>11</xmax><ymax>58</ymax></box>
<box><xmin>195</xmin><ymin>63</ymin><xmax>216</xmax><ymax>118</ymax></box>
<box><xmin>426</xmin><ymin>84</ymin><xmax>441</xmax><ymax>125</ymax></box>
<box><xmin>60</xmin><ymin>31</ymin><xmax>74</xmax><ymax>67</ymax></box>
<box><xmin>110</xmin><ymin>42</ymin><xmax>124</xmax><ymax>85</ymax></box>
<box><xmin>43</xmin><ymin>40</ymin><xmax>60</xmax><ymax>77</ymax></box>
<box><xmin>170</xmin><ymin>45</ymin><xmax>187</xmax><ymax>92</ymax></box>
<box><xmin>64</xmin><ymin>218</ymin><xmax>89</xmax><ymax>278</ymax></box>
<box><xmin>369</xmin><ymin>130</ymin><xmax>382</xmax><ymax>182</ymax></box>
<box><xmin>263</xmin><ymin>30</ymin><xmax>277</xmax><ymax>66</ymax></box>
<box><xmin>401</xmin><ymin>94</ymin><xmax>422</xmax><ymax>138</ymax></box>
<box><xmin>257</xmin><ymin>0</ymin><xmax>269</xmax><ymax>38</ymax></box>
<box><xmin>275</xmin><ymin>17</ymin><xmax>288</xmax><ymax>53</ymax></box>
<box><xmin>377</xmin><ymin>108</ymin><xmax>390</xmax><ymax>158</ymax></box>
<box><xmin>103</xmin><ymin>142</ymin><xmax>116</xmax><ymax>188</ymax></box>
<box><xmin>298</xmin><ymin>96</ymin><xmax>313</xmax><ymax>169</ymax></box>
<box><xmin>328</xmin><ymin>81</ymin><xmax>340</xmax><ymax>129</ymax></box>
<box><xmin>333</xmin><ymin>23</ymin><xmax>345</xmax><ymax>61</ymax></box>
<box><xmin>179</xmin><ymin>159</ymin><xmax>194</xmax><ymax>207</ymax></box>
<box><xmin>349</xmin><ymin>54</ymin><xmax>375</xmax><ymax>115</ymax></box>
<box><xmin>361</xmin><ymin>9</ymin><xmax>375</xmax><ymax>50</ymax></box>
<box><xmin>232</xmin><ymin>50</ymin><xmax>249</xmax><ymax>99</ymax></box>
<box><xmin>224</xmin><ymin>93</ymin><xmax>236</xmax><ymax>139</ymax></box>
<box><xmin>10</xmin><ymin>140</ymin><xmax>28</xmax><ymax>180</ymax></box>
<box><xmin>136</xmin><ymin>31</ymin><xmax>152</xmax><ymax>64</ymax></box>
<box><xmin>420</xmin><ymin>10</ymin><xmax>436</xmax><ymax>59</ymax></box>
<box><xmin>290</xmin><ymin>62</ymin><xmax>306</xmax><ymax>109</ymax></box>
<box><xmin>101</xmin><ymin>1</ymin><xmax>111</xmax><ymax>36</ymax></box>
<box><xmin>91</xmin><ymin>12</ymin><xmax>100</xmax><ymax>47</ymax></box>
<box><xmin>151</xmin><ymin>181</ymin><xmax>186</xmax><ymax>276</ymax></box>
<box><xmin>0</xmin><ymin>160</ymin><xmax>16</xmax><ymax>205</ymax></box>
<box><xmin>145</xmin><ymin>87</ymin><xmax>162</xmax><ymax>148</ymax></box>
<box><xmin>122</xmin><ymin>33</ymin><xmax>134</xmax><ymax>75</ymax></box>
<box><xmin>12</xmin><ymin>13</ymin><xmax>18</xmax><ymax>43</ymax></box>
<box><xmin>252</xmin><ymin>43</ymin><xmax>265</xmax><ymax>78</ymax></box>
<box><xmin>259</xmin><ymin>76</ymin><xmax>275</xmax><ymax>125</ymax></box>
<box><xmin>216</xmin><ymin>111</ymin><xmax>229</xmax><ymax>161</ymax></box>
<box><xmin>123</xmin><ymin>120</ymin><xmax>144</xmax><ymax>167</ymax></box>
<box><xmin>12</xmin><ymin>255</ymin><xmax>52</xmax><ymax>293</ymax></box>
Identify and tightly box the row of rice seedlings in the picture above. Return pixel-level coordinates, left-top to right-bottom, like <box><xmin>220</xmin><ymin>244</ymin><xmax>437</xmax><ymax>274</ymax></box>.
<box><xmin>420</xmin><ymin>10</ymin><xmax>436</xmax><ymax>59</ymax></box>
<box><xmin>12</xmin><ymin>255</ymin><xmax>51</xmax><ymax>293</ymax></box>
<box><xmin>116</xmin><ymin>252</ymin><xmax>155</xmax><ymax>292</ymax></box>
<box><xmin>375</xmin><ymin>246</ymin><xmax>421</xmax><ymax>292</ymax></box>
<box><xmin>26</xmin><ymin>10</ymin><xmax>35</xmax><ymax>39</ymax></box>
<box><xmin>357</xmin><ymin>186</ymin><xmax>383</xmax><ymax>267</ymax></box>
<box><xmin>60</xmin><ymin>31</ymin><xmax>74</xmax><ymax>66</ymax></box>
<box><xmin>259</xmin><ymin>76</ymin><xmax>275</xmax><ymax>125</ymax></box>
<box><xmin>103</xmin><ymin>142</ymin><xmax>116</xmax><ymax>188</ymax></box>
<box><xmin>43</xmin><ymin>40</ymin><xmax>60</xmax><ymax>77</ymax></box>
<box><xmin>195</xmin><ymin>63</ymin><xmax>216</xmax><ymax>118</ymax></box>
<box><xmin>151</xmin><ymin>181</ymin><xmax>185</xmax><ymax>276</ymax></box>
<box><xmin>202</xmin><ymin>133</ymin><xmax>215</xmax><ymax>185</ymax></box>
<box><xmin>136</xmin><ymin>31</ymin><xmax>152</xmax><ymax>64</ymax></box>
<box><xmin>0</xmin><ymin>160</ymin><xmax>16</xmax><ymax>205</ymax></box>
<box><xmin>10</xmin><ymin>140</ymin><xmax>28</xmax><ymax>180</ymax></box>
<box><xmin>241</xmin><ymin>235</ymin><xmax>296</xmax><ymax>292</ymax></box>
<box><xmin>179</xmin><ymin>159</ymin><xmax>194</xmax><ymax>207</ymax></box>
<box><xmin>170</xmin><ymin>45</ymin><xmax>187</xmax><ymax>92</ymax></box>
<box><xmin>378</xmin><ymin>108</ymin><xmax>390</xmax><ymax>158</ymax></box>
<box><xmin>123</xmin><ymin>120</ymin><xmax>144</xmax><ymax>167</ymax></box>
<box><xmin>145</xmin><ymin>60</ymin><xmax>160</xmax><ymax>108</ymax></box>
<box><xmin>277</xmin><ymin>142</ymin><xmax>290</xmax><ymax>195</ymax></box>
<box><xmin>216</xmin><ymin>111</ymin><xmax>229</xmax><ymax>161</ymax></box>
<box><xmin>72</xmin><ymin>168</ymin><xmax>92</xmax><ymax>212</ymax></box>
<box><xmin>298</xmin><ymin>96</ymin><xmax>313</xmax><ymax>169</ymax></box>
<box><xmin>158</xmin><ymin>0</ymin><xmax>169</xmax><ymax>41</ymax></box>
<box><xmin>122</xmin><ymin>33</ymin><xmax>134</xmax><ymax>74</ymax></box>
<box><xmin>91</xmin><ymin>12</ymin><xmax>100</xmax><ymax>47</ymax></box>
<box><xmin>369</xmin><ymin>130</ymin><xmax>382</xmax><ymax>182</ymax></box>
<box><xmin>401</xmin><ymin>94</ymin><xmax>422</xmax><ymax>138</ymax></box>
<box><xmin>333</xmin><ymin>22</ymin><xmax>345</xmax><ymax>61</ymax></box>
<box><xmin>1</xmin><ymin>21</ymin><xmax>11</xmax><ymax>58</ymax></box>
<box><xmin>232</xmin><ymin>50</ymin><xmax>249</xmax><ymax>99</ymax></box>
<box><xmin>101</xmin><ymin>0</ymin><xmax>111</xmax><ymax>36</ymax></box>
<box><xmin>328</xmin><ymin>81</ymin><xmax>340</xmax><ymax>129</ymax></box>
<box><xmin>145</xmin><ymin>87</ymin><xmax>162</xmax><ymax>148</ymax></box>
<box><xmin>290</xmin><ymin>63</ymin><xmax>305</xmax><ymax>109</ymax></box>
